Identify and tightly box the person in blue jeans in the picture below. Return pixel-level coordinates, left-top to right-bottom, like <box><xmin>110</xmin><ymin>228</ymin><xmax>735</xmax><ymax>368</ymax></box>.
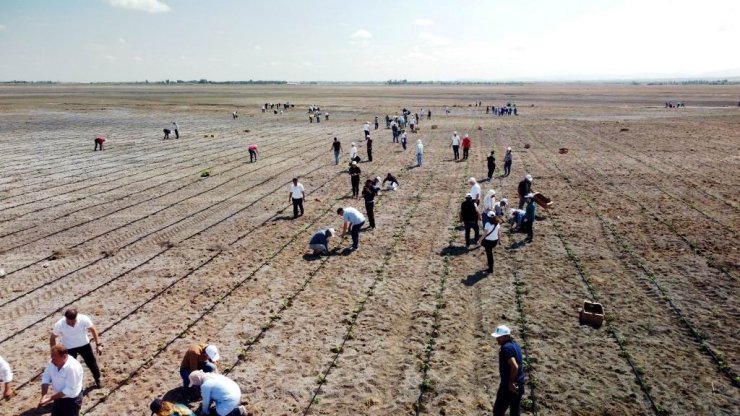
<box><xmin>491</xmin><ymin>325</ymin><xmax>525</xmax><ymax>416</ymax></box>
<box><xmin>337</xmin><ymin>207</ymin><xmax>366</xmax><ymax>250</ymax></box>
<box><xmin>415</xmin><ymin>139</ymin><xmax>424</xmax><ymax>167</ymax></box>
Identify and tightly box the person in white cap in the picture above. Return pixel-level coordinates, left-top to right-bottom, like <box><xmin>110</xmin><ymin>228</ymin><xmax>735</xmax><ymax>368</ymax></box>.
<box><xmin>349</xmin><ymin>161</ymin><xmax>361</xmax><ymax>198</ymax></box>
<box><xmin>480</xmin><ymin>213</ymin><xmax>502</xmax><ymax>273</ymax></box>
<box><xmin>503</xmin><ymin>147</ymin><xmax>513</xmax><ymax>177</ymax></box>
<box><xmin>180</xmin><ymin>343</ymin><xmax>220</xmax><ymax>391</ymax></box>
<box><xmin>349</xmin><ymin>142</ymin><xmax>359</xmax><ymax>163</ymax></box>
<box><xmin>491</xmin><ymin>325</ymin><xmax>525</xmax><ymax>416</ymax></box>
<box><xmin>188</xmin><ymin>371</ymin><xmax>245</xmax><ymax>416</ymax></box>
<box><xmin>415</xmin><ymin>139</ymin><xmax>424</xmax><ymax>167</ymax></box>
<box><xmin>450</xmin><ymin>131</ymin><xmax>461</xmax><ymax>160</ymax></box>
<box><xmin>308</xmin><ymin>228</ymin><xmax>335</xmax><ymax>255</ymax></box>
<box><xmin>517</xmin><ymin>174</ymin><xmax>533</xmax><ymax>209</ymax></box>
<box><xmin>468</xmin><ymin>177</ymin><xmax>482</xmax><ymax>205</ymax></box>
<box><xmin>0</xmin><ymin>355</ymin><xmax>13</xmax><ymax>400</ymax></box>
<box><xmin>364</xmin><ymin>122</ymin><xmax>371</xmax><ymax>139</ymax></box>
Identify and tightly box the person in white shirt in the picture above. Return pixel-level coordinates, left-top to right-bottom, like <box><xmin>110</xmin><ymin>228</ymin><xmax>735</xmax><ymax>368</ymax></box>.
<box><xmin>188</xmin><ymin>371</ymin><xmax>245</xmax><ymax>416</ymax></box>
<box><xmin>416</xmin><ymin>139</ymin><xmax>424</xmax><ymax>167</ymax></box>
<box><xmin>289</xmin><ymin>178</ymin><xmax>305</xmax><ymax>219</ymax></box>
<box><xmin>468</xmin><ymin>177</ymin><xmax>482</xmax><ymax>205</ymax></box>
<box><xmin>409</xmin><ymin>115</ymin><xmax>416</xmax><ymax>132</ymax></box>
<box><xmin>451</xmin><ymin>132</ymin><xmax>461</xmax><ymax>160</ymax></box>
<box><xmin>172</xmin><ymin>121</ymin><xmax>179</xmax><ymax>139</ymax></box>
<box><xmin>364</xmin><ymin>122</ymin><xmax>371</xmax><ymax>139</ymax></box>
<box><xmin>50</xmin><ymin>308</ymin><xmax>103</xmax><ymax>388</ymax></box>
<box><xmin>0</xmin><ymin>355</ymin><xmax>13</xmax><ymax>400</ymax></box>
<box><xmin>337</xmin><ymin>207</ymin><xmax>366</xmax><ymax>250</ymax></box>
<box><xmin>480</xmin><ymin>215</ymin><xmax>502</xmax><ymax>273</ymax></box>
<box><xmin>39</xmin><ymin>345</ymin><xmax>84</xmax><ymax>416</ymax></box>
<box><xmin>349</xmin><ymin>142</ymin><xmax>358</xmax><ymax>163</ymax></box>
<box><xmin>482</xmin><ymin>189</ymin><xmax>496</xmax><ymax>226</ymax></box>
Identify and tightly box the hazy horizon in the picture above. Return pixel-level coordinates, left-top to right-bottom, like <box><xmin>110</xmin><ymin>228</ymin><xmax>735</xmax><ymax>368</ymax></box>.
<box><xmin>1</xmin><ymin>0</ymin><xmax>738</xmax><ymax>83</ymax></box>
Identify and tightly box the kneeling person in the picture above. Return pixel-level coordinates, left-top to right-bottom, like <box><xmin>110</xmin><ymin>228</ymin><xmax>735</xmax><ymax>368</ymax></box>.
<box><xmin>188</xmin><ymin>371</ymin><xmax>246</xmax><ymax>416</ymax></box>
<box><xmin>308</xmin><ymin>228</ymin><xmax>335</xmax><ymax>255</ymax></box>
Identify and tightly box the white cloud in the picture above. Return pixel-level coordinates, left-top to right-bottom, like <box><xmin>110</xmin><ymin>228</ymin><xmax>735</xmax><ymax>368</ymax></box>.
<box><xmin>413</xmin><ymin>19</ymin><xmax>434</xmax><ymax>26</ymax></box>
<box><xmin>351</xmin><ymin>29</ymin><xmax>372</xmax><ymax>39</ymax></box>
<box><xmin>134</xmin><ymin>56</ymin><xmax>143</xmax><ymax>61</ymax></box>
<box><xmin>418</xmin><ymin>32</ymin><xmax>451</xmax><ymax>46</ymax></box>
<box><xmin>107</xmin><ymin>0</ymin><xmax>170</xmax><ymax>13</ymax></box>
<box><xmin>0</xmin><ymin>24</ymin><xmax>7</xmax><ymax>31</ymax></box>
<box><xmin>104</xmin><ymin>55</ymin><xmax>116</xmax><ymax>61</ymax></box>
<box><xmin>118</xmin><ymin>37</ymin><xmax>126</xmax><ymax>45</ymax></box>
<box><xmin>254</xmin><ymin>45</ymin><xmax>262</xmax><ymax>52</ymax></box>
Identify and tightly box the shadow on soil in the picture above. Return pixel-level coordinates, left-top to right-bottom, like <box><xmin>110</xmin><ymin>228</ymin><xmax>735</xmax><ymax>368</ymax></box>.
<box><xmin>439</xmin><ymin>245</ymin><xmax>469</xmax><ymax>256</ymax></box>
<box><xmin>462</xmin><ymin>270</ymin><xmax>489</xmax><ymax>286</ymax></box>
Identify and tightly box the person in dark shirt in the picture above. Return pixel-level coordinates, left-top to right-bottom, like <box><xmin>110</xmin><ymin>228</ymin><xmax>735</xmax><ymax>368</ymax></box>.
<box><xmin>349</xmin><ymin>161</ymin><xmax>361</xmax><ymax>198</ymax></box>
<box><xmin>308</xmin><ymin>228</ymin><xmax>334</xmax><ymax>255</ymax></box>
<box><xmin>331</xmin><ymin>137</ymin><xmax>342</xmax><ymax>165</ymax></box>
<box><xmin>517</xmin><ymin>175</ymin><xmax>533</xmax><ymax>209</ymax></box>
<box><xmin>459</xmin><ymin>194</ymin><xmax>480</xmax><ymax>248</ymax></box>
<box><xmin>366</xmin><ymin>135</ymin><xmax>373</xmax><ymax>162</ymax></box>
<box><xmin>492</xmin><ymin>325</ymin><xmax>525</xmax><ymax>416</ymax></box>
<box><xmin>487</xmin><ymin>151</ymin><xmax>496</xmax><ymax>180</ymax></box>
<box><xmin>362</xmin><ymin>180</ymin><xmax>377</xmax><ymax>229</ymax></box>
<box><xmin>383</xmin><ymin>173</ymin><xmax>399</xmax><ymax>191</ymax></box>
<box><xmin>522</xmin><ymin>194</ymin><xmax>536</xmax><ymax>243</ymax></box>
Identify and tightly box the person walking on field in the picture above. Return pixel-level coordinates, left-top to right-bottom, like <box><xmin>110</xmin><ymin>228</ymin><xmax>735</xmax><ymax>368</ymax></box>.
<box><xmin>517</xmin><ymin>174</ymin><xmax>533</xmax><ymax>209</ymax></box>
<box><xmin>391</xmin><ymin>119</ymin><xmax>399</xmax><ymax>142</ymax></box>
<box><xmin>491</xmin><ymin>325</ymin><xmax>525</xmax><ymax>416</ymax></box>
<box><xmin>362</xmin><ymin>180</ymin><xmax>377</xmax><ymax>229</ymax></box>
<box><xmin>39</xmin><ymin>345</ymin><xmax>84</xmax><ymax>416</ymax></box>
<box><xmin>522</xmin><ymin>193</ymin><xmax>536</xmax><ymax>243</ymax></box>
<box><xmin>366</xmin><ymin>134</ymin><xmax>373</xmax><ymax>162</ymax></box>
<box><xmin>331</xmin><ymin>137</ymin><xmax>342</xmax><ymax>165</ymax></box>
<box><xmin>248</xmin><ymin>144</ymin><xmax>258</xmax><ymax>163</ymax></box>
<box><xmin>487</xmin><ymin>151</ymin><xmax>496</xmax><ymax>180</ymax></box>
<box><xmin>374</xmin><ymin>115</ymin><xmax>379</xmax><ymax>130</ymax></box>
<box><xmin>349</xmin><ymin>161</ymin><xmax>361</xmax><ymax>198</ymax></box>
<box><xmin>460</xmin><ymin>194</ymin><xmax>481</xmax><ymax>248</ymax></box>
<box><xmin>503</xmin><ymin>147</ymin><xmax>513</xmax><ymax>177</ymax></box>
<box><xmin>289</xmin><ymin>177</ymin><xmax>305</xmax><ymax>218</ymax></box>
<box><xmin>364</xmin><ymin>122</ymin><xmax>371</xmax><ymax>139</ymax></box>
<box><xmin>0</xmin><ymin>355</ymin><xmax>13</xmax><ymax>400</ymax></box>
<box><xmin>469</xmin><ymin>177</ymin><xmax>482</xmax><ymax>206</ymax></box>
<box><xmin>482</xmin><ymin>189</ymin><xmax>496</xmax><ymax>227</ymax></box>
<box><xmin>462</xmin><ymin>134</ymin><xmax>472</xmax><ymax>160</ymax></box>
<box><xmin>349</xmin><ymin>142</ymin><xmax>359</xmax><ymax>163</ymax></box>
<box><xmin>337</xmin><ymin>207</ymin><xmax>366</xmax><ymax>250</ymax></box>
<box><xmin>451</xmin><ymin>131</ymin><xmax>461</xmax><ymax>160</ymax></box>
<box><xmin>50</xmin><ymin>308</ymin><xmax>103</xmax><ymax>388</ymax></box>
<box><xmin>481</xmin><ymin>214</ymin><xmax>502</xmax><ymax>273</ymax></box>
<box><xmin>400</xmin><ymin>130</ymin><xmax>408</xmax><ymax>150</ymax></box>
<box><xmin>415</xmin><ymin>139</ymin><xmax>424</xmax><ymax>167</ymax></box>
<box><xmin>172</xmin><ymin>122</ymin><xmax>179</xmax><ymax>139</ymax></box>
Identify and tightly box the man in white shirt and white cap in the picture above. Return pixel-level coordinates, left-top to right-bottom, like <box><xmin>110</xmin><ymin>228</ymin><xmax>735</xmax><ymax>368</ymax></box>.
<box><xmin>451</xmin><ymin>131</ymin><xmax>461</xmax><ymax>160</ymax></box>
<box><xmin>0</xmin><ymin>355</ymin><xmax>13</xmax><ymax>400</ymax></box>
<box><xmin>289</xmin><ymin>177</ymin><xmax>305</xmax><ymax>219</ymax></box>
<box><xmin>38</xmin><ymin>345</ymin><xmax>84</xmax><ymax>416</ymax></box>
<box><xmin>468</xmin><ymin>177</ymin><xmax>482</xmax><ymax>206</ymax></box>
<box><xmin>50</xmin><ymin>308</ymin><xmax>103</xmax><ymax>388</ymax></box>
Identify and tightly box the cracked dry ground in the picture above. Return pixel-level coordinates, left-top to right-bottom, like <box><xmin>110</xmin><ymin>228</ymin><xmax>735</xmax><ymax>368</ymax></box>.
<box><xmin>0</xmin><ymin>84</ymin><xmax>738</xmax><ymax>415</ymax></box>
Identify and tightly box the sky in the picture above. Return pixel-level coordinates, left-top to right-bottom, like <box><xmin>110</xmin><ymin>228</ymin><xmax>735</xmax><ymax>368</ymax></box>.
<box><xmin>0</xmin><ymin>0</ymin><xmax>738</xmax><ymax>82</ymax></box>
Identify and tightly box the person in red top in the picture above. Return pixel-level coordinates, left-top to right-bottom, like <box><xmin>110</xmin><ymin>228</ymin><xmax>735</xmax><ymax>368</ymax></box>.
<box><xmin>462</xmin><ymin>134</ymin><xmax>472</xmax><ymax>160</ymax></box>
<box><xmin>248</xmin><ymin>144</ymin><xmax>258</xmax><ymax>163</ymax></box>
<box><xmin>94</xmin><ymin>136</ymin><xmax>106</xmax><ymax>151</ymax></box>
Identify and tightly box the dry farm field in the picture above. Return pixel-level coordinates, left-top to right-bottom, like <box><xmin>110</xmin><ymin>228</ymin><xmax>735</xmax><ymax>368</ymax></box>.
<box><xmin>0</xmin><ymin>84</ymin><xmax>738</xmax><ymax>415</ymax></box>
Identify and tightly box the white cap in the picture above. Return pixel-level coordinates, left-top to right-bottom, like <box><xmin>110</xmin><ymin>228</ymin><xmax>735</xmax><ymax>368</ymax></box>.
<box><xmin>501</xmin><ymin>198</ymin><xmax>508</xmax><ymax>204</ymax></box>
<box><xmin>507</xmin><ymin>147</ymin><xmax>512</xmax><ymax>151</ymax></box>
<box><xmin>465</xmin><ymin>193</ymin><xmax>472</xmax><ymax>198</ymax></box>
<box><xmin>327</xmin><ymin>228</ymin><xmax>335</xmax><ymax>236</ymax></box>
<box><xmin>453</xmin><ymin>131</ymin><xmax>457</xmax><ymax>134</ymax></box>
<box><xmin>205</xmin><ymin>345</ymin><xmax>220</xmax><ymax>362</ymax></box>
<box><xmin>491</xmin><ymin>325</ymin><xmax>511</xmax><ymax>338</ymax></box>
<box><xmin>525</xmin><ymin>193</ymin><xmax>535</xmax><ymax>198</ymax></box>
<box><xmin>525</xmin><ymin>174</ymin><xmax>533</xmax><ymax>181</ymax></box>
<box><xmin>487</xmin><ymin>190</ymin><xmax>496</xmax><ymax>196</ymax></box>
<box><xmin>468</xmin><ymin>177</ymin><xmax>476</xmax><ymax>183</ymax></box>
<box><xmin>351</xmin><ymin>142</ymin><xmax>356</xmax><ymax>146</ymax></box>
<box><xmin>351</xmin><ymin>161</ymin><xmax>357</xmax><ymax>165</ymax></box>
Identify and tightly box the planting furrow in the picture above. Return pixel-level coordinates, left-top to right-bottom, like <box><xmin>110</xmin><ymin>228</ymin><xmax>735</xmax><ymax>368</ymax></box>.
<box><xmin>514</xmin><ymin>125</ymin><xmax>739</xmax><ymax>413</ymax></box>
<box><xmin>525</xmin><ymin>124</ymin><xmax>740</xmax><ymax>380</ymax></box>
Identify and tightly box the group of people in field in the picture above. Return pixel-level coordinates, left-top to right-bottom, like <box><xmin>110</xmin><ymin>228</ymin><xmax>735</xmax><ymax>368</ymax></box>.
<box><xmin>75</xmin><ymin>102</ymin><xmax>536</xmax><ymax>415</ymax></box>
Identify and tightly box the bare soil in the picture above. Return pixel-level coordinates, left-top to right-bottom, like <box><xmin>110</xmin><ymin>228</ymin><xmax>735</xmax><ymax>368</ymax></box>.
<box><xmin>0</xmin><ymin>84</ymin><xmax>738</xmax><ymax>415</ymax></box>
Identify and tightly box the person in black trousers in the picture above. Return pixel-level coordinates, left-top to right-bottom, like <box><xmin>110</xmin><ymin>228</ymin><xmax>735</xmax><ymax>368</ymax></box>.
<box><xmin>362</xmin><ymin>180</ymin><xmax>377</xmax><ymax>229</ymax></box>
<box><xmin>460</xmin><ymin>194</ymin><xmax>480</xmax><ymax>248</ymax></box>
<box><xmin>487</xmin><ymin>151</ymin><xmax>496</xmax><ymax>180</ymax></box>
<box><xmin>366</xmin><ymin>135</ymin><xmax>373</xmax><ymax>162</ymax></box>
<box><xmin>349</xmin><ymin>161</ymin><xmax>361</xmax><ymax>198</ymax></box>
